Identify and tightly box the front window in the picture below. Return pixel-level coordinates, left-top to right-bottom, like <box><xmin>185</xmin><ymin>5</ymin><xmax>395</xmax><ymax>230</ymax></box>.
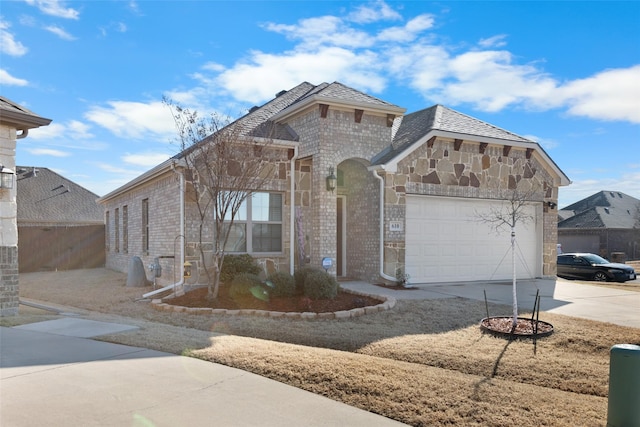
<box><xmin>222</xmin><ymin>192</ymin><xmax>282</xmax><ymax>253</ymax></box>
<box><xmin>582</xmin><ymin>254</ymin><xmax>609</xmax><ymax>265</ymax></box>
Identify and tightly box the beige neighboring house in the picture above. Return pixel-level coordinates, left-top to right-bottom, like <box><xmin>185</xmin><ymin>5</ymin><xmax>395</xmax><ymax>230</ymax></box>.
<box><xmin>98</xmin><ymin>81</ymin><xmax>570</xmax><ymax>291</ymax></box>
<box><xmin>0</xmin><ymin>97</ymin><xmax>51</xmax><ymax>316</ymax></box>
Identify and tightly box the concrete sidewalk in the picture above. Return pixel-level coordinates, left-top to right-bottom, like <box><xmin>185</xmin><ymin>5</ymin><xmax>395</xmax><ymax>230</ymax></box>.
<box><xmin>342</xmin><ymin>278</ymin><xmax>640</xmax><ymax>329</ymax></box>
<box><xmin>1</xmin><ymin>323</ymin><xmax>407</xmax><ymax>427</ymax></box>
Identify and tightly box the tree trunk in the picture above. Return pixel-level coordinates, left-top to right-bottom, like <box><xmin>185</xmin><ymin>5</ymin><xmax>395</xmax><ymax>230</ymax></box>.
<box><xmin>511</xmin><ymin>226</ymin><xmax>518</xmax><ymax>328</ymax></box>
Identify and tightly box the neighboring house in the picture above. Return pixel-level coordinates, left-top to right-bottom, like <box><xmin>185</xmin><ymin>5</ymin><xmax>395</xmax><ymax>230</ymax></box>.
<box><xmin>0</xmin><ymin>97</ymin><xmax>51</xmax><ymax>316</ymax></box>
<box><xmin>98</xmin><ymin>81</ymin><xmax>570</xmax><ymax>289</ymax></box>
<box><xmin>16</xmin><ymin>166</ymin><xmax>105</xmax><ymax>272</ymax></box>
<box><xmin>558</xmin><ymin>191</ymin><xmax>640</xmax><ymax>261</ymax></box>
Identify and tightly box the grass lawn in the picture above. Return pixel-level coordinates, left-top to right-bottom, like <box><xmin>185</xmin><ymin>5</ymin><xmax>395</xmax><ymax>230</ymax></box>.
<box><xmin>6</xmin><ymin>268</ymin><xmax>640</xmax><ymax>426</ymax></box>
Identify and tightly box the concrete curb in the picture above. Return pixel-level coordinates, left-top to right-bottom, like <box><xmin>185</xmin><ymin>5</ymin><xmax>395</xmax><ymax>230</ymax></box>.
<box><xmin>152</xmin><ymin>288</ymin><xmax>396</xmax><ymax>320</ymax></box>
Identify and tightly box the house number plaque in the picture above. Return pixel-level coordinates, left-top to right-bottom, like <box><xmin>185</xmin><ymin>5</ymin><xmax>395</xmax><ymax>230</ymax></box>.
<box><xmin>389</xmin><ymin>221</ymin><xmax>403</xmax><ymax>232</ymax></box>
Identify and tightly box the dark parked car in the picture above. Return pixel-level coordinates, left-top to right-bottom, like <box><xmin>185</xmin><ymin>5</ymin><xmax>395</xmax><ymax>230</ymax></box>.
<box><xmin>557</xmin><ymin>253</ymin><xmax>636</xmax><ymax>282</ymax></box>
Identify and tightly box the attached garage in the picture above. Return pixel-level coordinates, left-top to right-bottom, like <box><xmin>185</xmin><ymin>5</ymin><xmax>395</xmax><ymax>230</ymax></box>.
<box><xmin>405</xmin><ymin>196</ymin><xmax>542</xmax><ymax>284</ymax></box>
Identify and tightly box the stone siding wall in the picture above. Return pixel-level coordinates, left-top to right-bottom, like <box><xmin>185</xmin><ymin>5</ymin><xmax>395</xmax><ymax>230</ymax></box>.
<box><xmin>384</xmin><ymin>137</ymin><xmax>560</xmax><ymax>278</ymax></box>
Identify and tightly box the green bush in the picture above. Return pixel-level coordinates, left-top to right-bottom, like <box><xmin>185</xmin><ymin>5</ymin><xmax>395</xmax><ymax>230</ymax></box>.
<box><xmin>294</xmin><ymin>266</ymin><xmax>321</xmax><ymax>289</ymax></box>
<box><xmin>220</xmin><ymin>254</ymin><xmax>261</xmax><ymax>284</ymax></box>
<box><xmin>267</xmin><ymin>271</ymin><xmax>296</xmax><ymax>297</ymax></box>
<box><xmin>303</xmin><ymin>270</ymin><xmax>339</xmax><ymax>300</ymax></box>
<box><xmin>228</xmin><ymin>273</ymin><xmax>264</xmax><ymax>300</ymax></box>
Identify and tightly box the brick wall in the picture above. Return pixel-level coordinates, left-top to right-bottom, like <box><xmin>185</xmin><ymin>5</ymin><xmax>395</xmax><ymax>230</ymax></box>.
<box><xmin>0</xmin><ymin>246</ymin><xmax>18</xmax><ymax>316</ymax></box>
<box><xmin>1</xmin><ymin>124</ymin><xmax>19</xmax><ymax>316</ymax></box>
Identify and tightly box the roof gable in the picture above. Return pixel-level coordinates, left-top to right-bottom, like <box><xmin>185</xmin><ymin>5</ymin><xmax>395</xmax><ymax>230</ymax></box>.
<box><xmin>17</xmin><ymin>167</ymin><xmax>103</xmax><ymax>224</ymax></box>
<box><xmin>270</xmin><ymin>81</ymin><xmax>405</xmax><ymax>122</ymax></box>
<box><xmin>374</xmin><ymin>105</ymin><xmax>535</xmax><ymax>166</ymax></box>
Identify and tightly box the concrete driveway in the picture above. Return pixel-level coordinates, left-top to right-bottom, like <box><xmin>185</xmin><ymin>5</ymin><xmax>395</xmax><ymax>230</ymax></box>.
<box><xmin>1</xmin><ymin>321</ymin><xmax>408</xmax><ymax>427</ymax></box>
<box><xmin>343</xmin><ymin>278</ymin><xmax>640</xmax><ymax>329</ymax></box>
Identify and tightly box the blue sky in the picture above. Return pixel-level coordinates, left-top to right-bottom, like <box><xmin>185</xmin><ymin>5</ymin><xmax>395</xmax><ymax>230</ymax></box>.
<box><xmin>1</xmin><ymin>0</ymin><xmax>639</xmax><ymax>208</ymax></box>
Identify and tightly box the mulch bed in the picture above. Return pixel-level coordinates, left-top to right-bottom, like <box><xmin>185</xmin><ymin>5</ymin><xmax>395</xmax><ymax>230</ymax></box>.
<box><xmin>480</xmin><ymin>316</ymin><xmax>554</xmax><ymax>338</ymax></box>
<box><xmin>166</xmin><ymin>283</ymin><xmax>383</xmax><ymax>313</ymax></box>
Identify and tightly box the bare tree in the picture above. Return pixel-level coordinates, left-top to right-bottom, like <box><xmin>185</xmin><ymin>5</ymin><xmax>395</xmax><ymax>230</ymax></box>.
<box><xmin>477</xmin><ymin>186</ymin><xmax>542</xmax><ymax>328</ymax></box>
<box><xmin>165</xmin><ymin>99</ymin><xmax>277</xmax><ymax>300</ymax></box>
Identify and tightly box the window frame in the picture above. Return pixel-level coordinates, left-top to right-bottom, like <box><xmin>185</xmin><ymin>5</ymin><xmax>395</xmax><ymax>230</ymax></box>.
<box><xmin>142</xmin><ymin>198</ymin><xmax>149</xmax><ymax>255</ymax></box>
<box><xmin>221</xmin><ymin>191</ymin><xmax>283</xmax><ymax>255</ymax></box>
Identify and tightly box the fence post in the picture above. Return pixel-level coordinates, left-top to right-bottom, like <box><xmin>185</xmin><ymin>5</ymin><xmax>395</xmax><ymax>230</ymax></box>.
<box><xmin>607</xmin><ymin>344</ymin><xmax>640</xmax><ymax>427</ymax></box>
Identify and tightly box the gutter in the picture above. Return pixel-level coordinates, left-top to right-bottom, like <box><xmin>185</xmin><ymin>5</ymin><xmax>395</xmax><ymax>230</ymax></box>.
<box><xmin>371</xmin><ymin>168</ymin><xmax>397</xmax><ymax>283</ymax></box>
<box><xmin>142</xmin><ymin>160</ymin><xmax>186</xmax><ymax>299</ymax></box>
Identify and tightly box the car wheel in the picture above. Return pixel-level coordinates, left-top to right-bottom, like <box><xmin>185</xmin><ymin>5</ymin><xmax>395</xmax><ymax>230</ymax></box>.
<box><xmin>593</xmin><ymin>271</ymin><xmax>608</xmax><ymax>282</ymax></box>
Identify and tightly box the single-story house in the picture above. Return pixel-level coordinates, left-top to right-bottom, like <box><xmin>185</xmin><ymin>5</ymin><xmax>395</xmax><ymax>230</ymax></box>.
<box><xmin>98</xmin><ymin>81</ymin><xmax>570</xmax><ymax>289</ymax></box>
<box><xmin>0</xmin><ymin>97</ymin><xmax>51</xmax><ymax>316</ymax></box>
<box><xmin>16</xmin><ymin>166</ymin><xmax>105</xmax><ymax>272</ymax></box>
<box><xmin>558</xmin><ymin>191</ymin><xmax>640</xmax><ymax>261</ymax></box>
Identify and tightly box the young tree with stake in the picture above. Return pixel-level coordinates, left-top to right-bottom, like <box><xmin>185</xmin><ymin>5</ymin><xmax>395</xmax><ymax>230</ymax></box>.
<box><xmin>165</xmin><ymin>99</ymin><xmax>277</xmax><ymax>300</ymax></box>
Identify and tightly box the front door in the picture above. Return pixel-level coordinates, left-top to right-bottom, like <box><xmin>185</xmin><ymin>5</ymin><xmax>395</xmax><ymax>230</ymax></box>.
<box><xmin>337</xmin><ymin>196</ymin><xmax>346</xmax><ymax>277</ymax></box>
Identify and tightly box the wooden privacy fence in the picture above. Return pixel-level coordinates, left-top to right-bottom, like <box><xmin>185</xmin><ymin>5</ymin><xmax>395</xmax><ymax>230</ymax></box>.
<box><xmin>18</xmin><ymin>225</ymin><xmax>105</xmax><ymax>272</ymax></box>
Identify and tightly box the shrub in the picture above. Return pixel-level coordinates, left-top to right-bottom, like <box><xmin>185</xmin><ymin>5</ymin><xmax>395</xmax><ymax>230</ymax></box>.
<box><xmin>303</xmin><ymin>270</ymin><xmax>339</xmax><ymax>300</ymax></box>
<box><xmin>267</xmin><ymin>271</ymin><xmax>296</xmax><ymax>297</ymax></box>
<box><xmin>294</xmin><ymin>266</ymin><xmax>322</xmax><ymax>290</ymax></box>
<box><xmin>220</xmin><ymin>254</ymin><xmax>261</xmax><ymax>284</ymax></box>
<box><xmin>229</xmin><ymin>273</ymin><xmax>264</xmax><ymax>300</ymax></box>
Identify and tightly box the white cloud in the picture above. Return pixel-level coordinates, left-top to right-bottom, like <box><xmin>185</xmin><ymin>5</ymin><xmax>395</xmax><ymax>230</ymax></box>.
<box><xmin>348</xmin><ymin>0</ymin><xmax>402</xmax><ymax>24</ymax></box>
<box><xmin>558</xmin><ymin>65</ymin><xmax>640</xmax><ymax>124</ymax></box>
<box><xmin>25</xmin><ymin>147</ymin><xmax>70</xmax><ymax>157</ymax></box>
<box><xmin>264</xmin><ymin>16</ymin><xmax>374</xmax><ymax>49</ymax></box>
<box><xmin>122</xmin><ymin>152</ymin><xmax>172</xmax><ymax>167</ymax></box>
<box><xmin>99</xmin><ymin>21</ymin><xmax>127</xmax><ymax>37</ymax></box>
<box><xmin>28</xmin><ymin>120</ymin><xmax>94</xmax><ymax>141</ymax></box>
<box><xmin>44</xmin><ymin>25</ymin><xmax>75</xmax><ymax>40</ymax></box>
<box><xmin>85</xmin><ymin>100</ymin><xmax>176</xmax><ymax>140</ymax></box>
<box><xmin>478</xmin><ymin>34</ymin><xmax>508</xmax><ymax>48</ymax></box>
<box><xmin>171</xmin><ymin>1</ymin><xmax>639</xmax><ymax>125</ymax></box>
<box><xmin>0</xmin><ymin>69</ymin><xmax>28</xmax><ymax>86</ymax></box>
<box><xmin>24</xmin><ymin>0</ymin><xmax>80</xmax><ymax>20</ymax></box>
<box><xmin>215</xmin><ymin>47</ymin><xmax>385</xmax><ymax>104</ymax></box>
<box><xmin>0</xmin><ymin>20</ymin><xmax>28</xmax><ymax>56</ymax></box>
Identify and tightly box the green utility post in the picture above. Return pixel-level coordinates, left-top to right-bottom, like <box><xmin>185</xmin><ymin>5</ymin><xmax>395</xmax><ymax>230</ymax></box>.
<box><xmin>607</xmin><ymin>344</ymin><xmax>640</xmax><ymax>427</ymax></box>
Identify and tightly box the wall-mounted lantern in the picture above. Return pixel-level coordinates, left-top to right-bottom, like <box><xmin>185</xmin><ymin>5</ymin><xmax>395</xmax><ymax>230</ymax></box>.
<box><xmin>0</xmin><ymin>166</ymin><xmax>15</xmax><ymax>189</ymax></box>
<box><xmin>326</xmin><ymin>166</ymin><xmax>337</xmax><ymax>193</ymax></box>
<box><xmin>545</xmin><ymin>201</ymin><xmax>557</xmax><ymax>210</ymax></box>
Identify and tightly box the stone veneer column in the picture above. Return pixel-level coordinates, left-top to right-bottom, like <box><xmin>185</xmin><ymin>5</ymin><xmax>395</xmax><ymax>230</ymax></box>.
<box><xmin>0</xmin><ymin>125</ymin><xmax>19</xmax><ymax>316</ymax></box>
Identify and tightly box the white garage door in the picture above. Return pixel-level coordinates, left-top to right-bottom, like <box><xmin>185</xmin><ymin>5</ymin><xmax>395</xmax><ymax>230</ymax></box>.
<box><xmin>405</xmin><ymin>196</ymin><xmax>541</xmax><ymax>284</ymax></box>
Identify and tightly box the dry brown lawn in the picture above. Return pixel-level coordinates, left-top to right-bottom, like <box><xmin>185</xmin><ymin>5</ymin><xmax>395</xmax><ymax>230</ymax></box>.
<box><xmin>6</xmin><ymin>268</ymin><xmax>640</xmax><ymax>426</ymax></box>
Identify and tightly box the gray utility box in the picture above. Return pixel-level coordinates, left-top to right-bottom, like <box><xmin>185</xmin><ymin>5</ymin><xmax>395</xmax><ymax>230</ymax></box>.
<box><xmin>607</xmin><ymin>344</ymin><xmax>640</xmax><ymax>427</ymax></box>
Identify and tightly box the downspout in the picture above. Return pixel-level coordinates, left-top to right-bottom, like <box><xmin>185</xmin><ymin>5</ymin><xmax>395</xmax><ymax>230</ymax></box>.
<box><xmin>290</xmin><ymin>146</ymin><xmax>298</xmax><ymax>275</ymax></box>
<box><xmin>143</xmin><ymin>160</ymin><xmax>185</xmax><ymax>299</ymax></box>
<box><xmin>372</xmin><ymin>168</ymin><xmax>397</xmax><ymax>282</ymax></box>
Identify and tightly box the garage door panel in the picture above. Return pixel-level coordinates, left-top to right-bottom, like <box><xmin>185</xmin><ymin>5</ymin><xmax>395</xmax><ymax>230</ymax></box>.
<box><xmin>405</xmin><ymin>196</ymin><xmax>540</xmax><ymax>284</ymax></box>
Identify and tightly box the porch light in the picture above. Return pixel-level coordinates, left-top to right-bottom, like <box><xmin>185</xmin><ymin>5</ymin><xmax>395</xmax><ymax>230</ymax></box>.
<box><xmin>0</xmin><ymin>166</ymin><xmax>15</xmax><ymax>189</ymax></box>
<box><xmin>326</xmin><ymin>166</ymin><xmax>337</xmax><ymax>193</ymax></box>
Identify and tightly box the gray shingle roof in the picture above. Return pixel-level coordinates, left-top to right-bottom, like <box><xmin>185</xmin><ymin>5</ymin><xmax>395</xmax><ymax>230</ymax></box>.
<box><xmin>558</xmin><ymin>191</ymin><xmax>640</xmax><ymax>229</ymax></box>
<box><xmin>16</xmin><ymin>167</ymin><xmax>103</xmax><ymax>225</ymax></box>
<box><xmin>374</xmin><ymin>105</ymin><xmax>534</xmax><ymax>165</ymax></box>
<box><xmin>311</xmin><ymin>81</ymin><xmax>400</xmax><ymax>108</ymax></box>
<box><xmin>0</xmin><ymin>96</ymin><xmax>51</xmax><ymax>128</ymax></box>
